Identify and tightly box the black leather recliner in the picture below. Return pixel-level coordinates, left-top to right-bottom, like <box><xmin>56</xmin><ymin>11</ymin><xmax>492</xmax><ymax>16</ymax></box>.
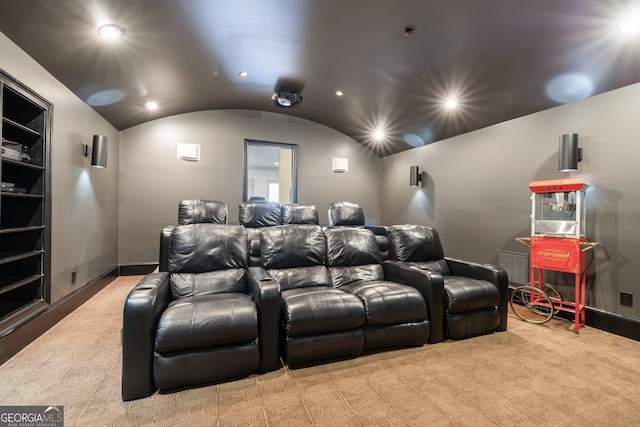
<box><xmin>122</xmin><ymin>223</ymin><xmax>280</xmax><ymax>401</ymax></box>
<box><xmin>324</xmin><ymin>227</ymin><xmax>430</xmax><ymax>350</ymax></box>
<box><xmin>327</xmin><ymin>201</ymin><xmax>365</xmax><ymax>226</ymax></box>
<box><xmin>239</xmin><ymin>201</ymin><xmax>281</xmax><ymax>266</ymax></box>
<box><xmin>159</xmin><ymin>199</ymin><xmax>228</xmax><ymax>272</ymax></box>
<box><xmin>280</xmin><ymin>203</ymin><xmax>319</xmax><ymax>225</ymax></box>
<box><xmin>385</xmin><ymin>224</ymin><xmax>508</xmax><ymax>340</ymax></box>
<box><xmin>327</xmin><ymin>201</ymin><xmax>390</xmax><ymax>261</ymax></box>
<box><xmin>251</xmin><ymin>224</ymin><xmax>366</xmax><ymax>365</ymax></box>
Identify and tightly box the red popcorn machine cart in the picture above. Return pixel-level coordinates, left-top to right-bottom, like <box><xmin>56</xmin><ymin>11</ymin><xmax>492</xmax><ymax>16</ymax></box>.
<box><xmin>514</xmin><ymin>178</ymin><xmax>598</xmax><ymax>332</ymax></box>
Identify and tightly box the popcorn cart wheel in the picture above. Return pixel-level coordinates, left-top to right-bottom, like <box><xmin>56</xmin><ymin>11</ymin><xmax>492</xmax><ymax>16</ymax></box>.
<box><xmin>510</xmin><ymin>283</ymin><xmax>562</xmax><ymax>324</ymax></box>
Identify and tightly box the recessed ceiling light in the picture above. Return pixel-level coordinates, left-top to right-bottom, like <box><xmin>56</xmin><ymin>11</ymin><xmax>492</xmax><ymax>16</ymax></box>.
<box><xmin>145</xmin><ymin>101</ymin><xmax>158</xmax><ymax>110</ymax></box>
<box><xmin>97</xmin><ymin>24</ymin><xmax>125</xmax><ymax>40</ymax></box>
<box><xmin>444</xmin><ymin>97</ymin><xmax>458</xmax><ymax>109</ymax></box>
<box><xmin>373</xmin><ymin>128</ymin><xmax>385</xmax><ymax>140</ymax></box>
<box><xmin>618</xmin><ymin>11</ymin><xmax>640</xmax><ymax>34</ymax></box>
<box><xmin>239</xmin><ymin>71</ymin><xmax>249</xmax><ymax>77</ymax></box>
<box><xmin>336</xmin><ymin>90</ymin><xmax>344</xmax><ymax>96</ymax></box>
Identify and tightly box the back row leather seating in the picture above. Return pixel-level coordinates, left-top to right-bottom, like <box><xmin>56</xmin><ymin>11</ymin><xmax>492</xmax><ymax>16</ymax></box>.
<box><xmin>281</xmin><ymin>203</ymin><xmax>319</xmax><ymax>225</ymax></box>
<box><xmin>385</xmin><ymin>224</ymin><xmax>508</xmax><ymax>339</ymax></box>
<box><xmin>240</xmin><ymin>201</ymin><xmax>320</xmax><ymax>266</ymax></box>
<box><xmin>160</xmin><ymin>200</ymin><xmax>389</xmax><ymax>270</ymax></box>
<box><xmin>122</xmin><ymin>223</ymin><xmax>280</xmax><ymax>401</ymax></box>
<box><xmin>161</xmin><ymin>200</ymin><xmax>320</xmax><ymax>270</ymax></box>
<box><xmin>250</xmin><ymin>224</ymin><xmax>430</xmax><ymax>366</ymax></box>
<box><xmin>239</xmin><ymin>201</ymin><xmax>282</xmax><ymax>266</ymax></box>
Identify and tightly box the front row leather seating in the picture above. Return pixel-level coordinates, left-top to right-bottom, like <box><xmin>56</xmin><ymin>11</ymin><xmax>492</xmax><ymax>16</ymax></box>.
<box><xmin>251</xmin><ymin>225</ymin><xmax>366</xmax><ymax>365</ymax></box>
<box><xmin>324</xmin><ymin>227</ymin><xmax>430</xmax><ymax>351</ymax></box>
<box><xmin>251</xmin><ymin>225</ymin><xmax>430</xmax><ymax>366</ymax></box>
<box><xmin>385</xmin><ymin>224</ymin><xmax>508</xmax><ymax>339</ymax></box>
<box><xmin>126</xmin><ymin>222</ymin><xmax>501</xmax><ymax>400</ymax></box>
<box><xmin>122</xmin><ymin>224</ymin><xmax>280</xmax><ymax>401</ymax></box>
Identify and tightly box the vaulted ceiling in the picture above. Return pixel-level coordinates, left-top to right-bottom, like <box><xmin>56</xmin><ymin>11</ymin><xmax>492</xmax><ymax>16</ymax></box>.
<box><xmin>1</xmin><ymin>0</ymin><xmax>639</xmax><ymax>156</ymax></box>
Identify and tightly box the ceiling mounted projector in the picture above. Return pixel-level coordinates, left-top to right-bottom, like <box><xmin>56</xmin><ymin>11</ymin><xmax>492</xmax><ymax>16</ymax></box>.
<box><xmin>272</xmin><ymin>91</ymin><xmax>303</xmax><ymax>108</ymax></box>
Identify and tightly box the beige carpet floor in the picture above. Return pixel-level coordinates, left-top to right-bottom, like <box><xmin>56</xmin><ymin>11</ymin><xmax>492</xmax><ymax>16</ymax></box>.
<box><xmin>1</xmin><ymin>275</ymin><xmax>640</xmax><ymax>426</ymax></box>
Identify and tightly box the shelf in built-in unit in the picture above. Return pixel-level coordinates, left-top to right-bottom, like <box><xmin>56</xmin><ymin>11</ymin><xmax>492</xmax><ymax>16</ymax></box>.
<box><xmin>1</xmin><ymin>158</ymin><xmax>44</xmax><ymax>170</ymax></box>
<box><xmin>0</xmin><ymin>250</ymin><xmax>43</xmax><ymax>265</ymax></box>
<box><xmin>2</xmin><ymin>117</ymin><xmax>42</xmax><ymax>137</ymax></box>
<box><xmin>0</xmin><ymin>192</ymin><xmax>42</xmax><ymax>199</ymax></box>
<box><xmin>0</xmin><ymin>275</ymin><xmax>43</xmax><ymax>297</ymax></box>
<box><xmin>0</xmin><ymin>226</ymin><xmax>44</xmax><ymax>235</ymax></box>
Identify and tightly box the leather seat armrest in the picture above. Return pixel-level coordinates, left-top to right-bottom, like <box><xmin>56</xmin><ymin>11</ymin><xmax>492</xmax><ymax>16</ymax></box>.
<box><xmin>445</xmin><ymin>257</ymin><xmax>509</xmax><ymax>332</ymax></box>
<box><xmin>383</xmin><ymin>261</ymin><xmax>445</xmax><ymax>343</ymax></box>
<box><xmin>247</xmin><ymin>267</ymin><xmax>282</xmax><ymax>372</ymax></box>
<box><xmin>122</xmin><ymin>272</ymin><xmax>171</xmax><ymax>401</ymax></box>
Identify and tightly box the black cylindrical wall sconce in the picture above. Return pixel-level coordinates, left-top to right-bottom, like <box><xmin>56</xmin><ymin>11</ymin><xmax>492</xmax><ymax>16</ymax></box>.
<box><xmin>91</xmin><ymin>135</ymin><xmax>108</xmax><ymax>168</ymax></box>
<box><xmin>559</xmin><ymin>133</ymin><xmax>582</xmax><ymax>172</ymax></box>
<box><xmin>410</xmin><ymin>165</ymin><xmax>423</xmax><ymax>187</ymax></box>
<box><xmin>83</xmin><ymin>135</ymin><xmax>108</xmax><ymax>168</ymax></box>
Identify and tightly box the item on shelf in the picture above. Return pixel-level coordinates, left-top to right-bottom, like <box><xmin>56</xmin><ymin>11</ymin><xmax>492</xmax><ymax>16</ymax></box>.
<box><xmin>1</xmin><ymin>181</ymin><xmax>15</xmax><ymax>188</ymax></box>
<box><xmin>1</xmin><ymin>186</ymin><xmax>28</xmax><ymax>194</ymax></box>
<box><xmin>2</xmin><ymin>145</ymin><xmax>32</xmax><ymax>163</ymax></box>
<box><xmin>2</xmin><ymin>139</ymin><xmax>23</xmax><ymax>149</ymax></box>
<box><xmin>2</xmin><ymin>139</ymin><xmax>32</xmax><ymax>162</ymax></box>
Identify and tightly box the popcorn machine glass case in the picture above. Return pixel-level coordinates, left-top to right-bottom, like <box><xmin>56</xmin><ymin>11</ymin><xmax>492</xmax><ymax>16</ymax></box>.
<box><xmin>530</xmin><ymin>179</ymin><xmax>586</xmax><ymax>239</ymax></box>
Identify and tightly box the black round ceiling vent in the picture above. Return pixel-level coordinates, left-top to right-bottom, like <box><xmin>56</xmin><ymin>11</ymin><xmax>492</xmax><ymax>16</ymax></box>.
<box><xmin>273</xmin><ymin>92</ymin><xmax>303</xmax><ymax>108</ymax></box>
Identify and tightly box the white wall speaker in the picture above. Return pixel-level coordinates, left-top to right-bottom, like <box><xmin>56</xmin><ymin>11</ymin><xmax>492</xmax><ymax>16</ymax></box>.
<box><xmin>177</xmin><ymin>143</ymin><xmax>200</xmax><ymax>161</ymax></box>
<box><xmin>332</xmin><ymin>157</ymin><xmax>348</xmax><ymax>173</ymax></box>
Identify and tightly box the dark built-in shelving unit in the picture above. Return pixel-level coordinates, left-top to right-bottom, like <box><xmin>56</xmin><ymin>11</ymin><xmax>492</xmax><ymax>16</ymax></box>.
<box><xmin>0</xmin><ymin>70</ymin><xmax>52</xmax><ymax>337</ymax></box>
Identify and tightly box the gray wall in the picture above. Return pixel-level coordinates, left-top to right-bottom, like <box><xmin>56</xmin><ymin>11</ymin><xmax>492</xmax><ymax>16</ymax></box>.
<box><xmin>5</xmin><ymin>22</ymin><xmax>638</xmax><ymax>323</ymax></box>
<box><xmin>1</xmin><ymin>31</ymin><xmax>120</xmax><ymax>302</ymax></box>
<box><xmin>118</xmin><ymin>110</ymin><xmax>381</xmax><ymax>265</ymax></box>
<box><xmin>380</xmin><ymin>82</ymin><xmax>640</xmax><ymax>320</ymax></box>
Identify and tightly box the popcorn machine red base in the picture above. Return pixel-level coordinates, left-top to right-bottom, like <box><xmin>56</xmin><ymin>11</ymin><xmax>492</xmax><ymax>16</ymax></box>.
<box><xmin>517</xmin><ymin>179</ymin><xmax>598</xmax><ymax>333</ymax></box>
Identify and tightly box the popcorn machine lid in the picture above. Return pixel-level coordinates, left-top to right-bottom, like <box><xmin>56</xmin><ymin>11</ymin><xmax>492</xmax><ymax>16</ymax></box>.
<box><xmin>528</xmin><ymin>178</ymin><xmax>589</xmax><ymax>193</ymax></box>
